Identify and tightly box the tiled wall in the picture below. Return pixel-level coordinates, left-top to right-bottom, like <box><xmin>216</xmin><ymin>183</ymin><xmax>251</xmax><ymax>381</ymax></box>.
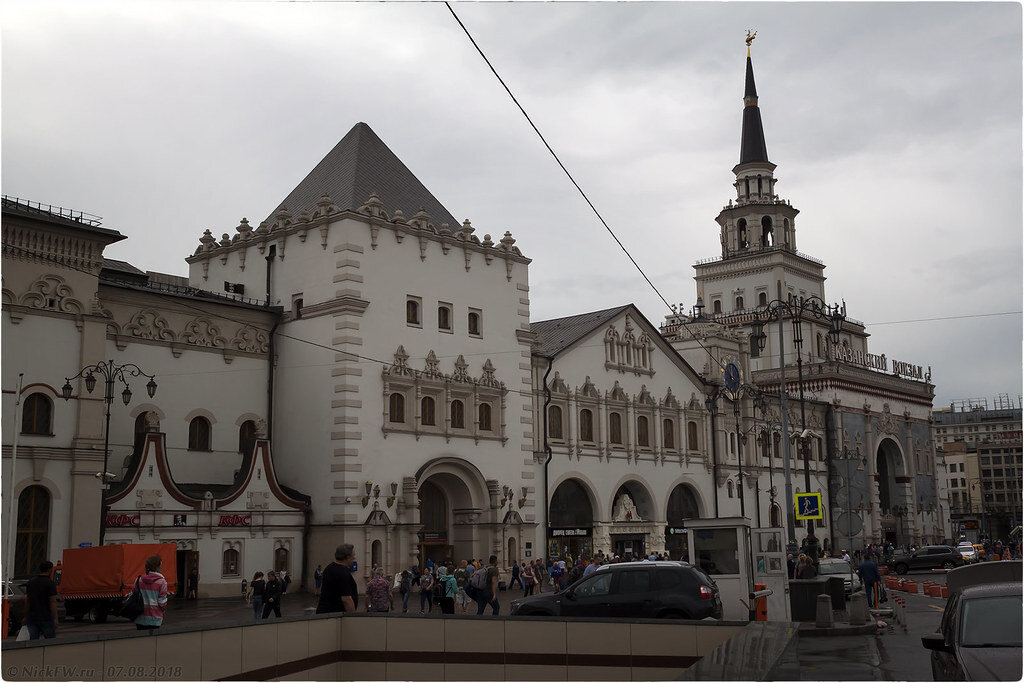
<box><xmin>2</xmin><ymin>615</ymin><xmax>747</xmax><ymax>681</ymax></box>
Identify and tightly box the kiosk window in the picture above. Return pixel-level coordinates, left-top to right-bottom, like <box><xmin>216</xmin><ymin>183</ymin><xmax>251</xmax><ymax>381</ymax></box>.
<box><xmin>693</xmin><ymin>528</ymin><xmax>740</xmax><ymax>575</ymax></box>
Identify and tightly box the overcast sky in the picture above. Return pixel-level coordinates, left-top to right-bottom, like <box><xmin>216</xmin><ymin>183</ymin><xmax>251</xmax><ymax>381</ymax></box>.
<box><xmin>3</xmin><ymin>1</ymin><xmax>1021</xmax><ymax>409</ymax></box>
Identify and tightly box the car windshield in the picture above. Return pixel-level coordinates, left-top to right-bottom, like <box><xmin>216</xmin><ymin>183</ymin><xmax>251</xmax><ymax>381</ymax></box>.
<box><xmin>960</xmin><ymin>595</ymin><xmax>1023</xmax><ymax>647</ymax></box>
<box><xmin>818</xmin><ymin>562</ymin><xmax>853</xmax><ymax>575</ymax></box>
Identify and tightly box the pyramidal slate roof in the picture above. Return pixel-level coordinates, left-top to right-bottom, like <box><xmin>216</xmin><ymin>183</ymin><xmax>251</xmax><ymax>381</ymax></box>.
<box><xmin>263</xmin><ymin>122</ymin><xmax>460</xmax><ymax>229</ymax></box>
<box><xmin>531</xmin><ymin>305</ymin><xmax>633</xmax><ymax>357</ymax></box>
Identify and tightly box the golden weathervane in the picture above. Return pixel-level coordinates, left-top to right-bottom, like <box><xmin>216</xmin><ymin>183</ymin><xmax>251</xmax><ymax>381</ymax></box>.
<box><xmin>746</xmin><ymin>30</ymin><xmax>757</xmax><ymax>56</ymax></box>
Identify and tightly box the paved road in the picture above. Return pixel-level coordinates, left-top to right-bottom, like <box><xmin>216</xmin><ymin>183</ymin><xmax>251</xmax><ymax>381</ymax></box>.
<box><xmin>798</xmin><ymin>570</ymin><xmax>947</xmax><ymax>681</ymax></box>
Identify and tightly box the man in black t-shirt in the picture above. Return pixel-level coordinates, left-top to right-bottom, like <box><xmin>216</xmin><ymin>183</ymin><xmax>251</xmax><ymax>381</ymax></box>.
<box><xmin>315</xmin><ymin>543</ymin><xmax>359</xmax><ymax>614</ymax></box>
<box><xmin>25</xmin><ymin>560</ymin><xmax>58</xmax><ymax>639</ymax></box>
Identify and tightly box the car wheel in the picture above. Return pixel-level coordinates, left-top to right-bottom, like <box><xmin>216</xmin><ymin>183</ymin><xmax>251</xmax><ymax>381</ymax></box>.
<box><xmin>942</xmin><ymin>561</ymin><xmax>955</xmax><ymax>570</ymax></box>
<box><xmin>895</xmin><ymin>563</ymin><xmax>908</xmax><ymax>575</ymax></box>
<box><xmin>87</xmin><ymin>605</ymin><xmax>107</xmax><ymax>624</ymax></box>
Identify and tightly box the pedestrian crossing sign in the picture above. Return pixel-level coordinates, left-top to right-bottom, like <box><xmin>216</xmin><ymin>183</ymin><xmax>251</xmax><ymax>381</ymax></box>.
<box><xmin>794</xmin><ymin>492</ymin><xmax>823</xmax><ymax>520</ymax></box>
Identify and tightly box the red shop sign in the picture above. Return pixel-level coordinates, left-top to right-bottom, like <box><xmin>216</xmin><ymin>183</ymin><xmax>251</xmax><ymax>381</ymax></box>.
<box><xmin>218</xmin><ymin>514</ymin><xmax>251</xmax><ymax>527</ymax></box>
<box><xmin>106</xmin><ymin>513</ymin><xmax>140</xmax><ymax>527</ymax></box>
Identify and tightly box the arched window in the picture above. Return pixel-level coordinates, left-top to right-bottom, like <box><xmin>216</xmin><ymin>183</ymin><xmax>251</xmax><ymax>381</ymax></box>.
<box><xmin>579</xmin><ymin>409</ymin><xmax>594</xmax><ymax>442</ymax></box>
<box><xmin>761</xmin><ymin>215</ymin><xmax>773</xmax><ymax>247</ymax></box>
<box><xmin>550</xmin><ymin>479</ymin><xmax>593</xmax><ymax>527</ymax></box>
<box><xmin>406</xmin><ymin>299</ymin><xmax>420</xmax><ymax>325</ymax></box>
<box><xmin>371</xmin><ymin>540</ymin><xmax>382</xmax><ymax>569</ymax></box>
<box><xmin>609</xmin><ymin>412</ymin><xmax>623</xmax><ymax>444</ymax></box>
<box><xmin>468</xmin><ymin>311</ymin><xmax>481</xmax><ymax>336</ymax></box>
<box><xmin>769</xmin><ymin>504</ymin><xmax>782</xmax><ymax>527</ymax></box>
<box><xmin>478</xmin><ymin>402</ymin><xmax>492</xmax><ymax>431</ymax></box>
<box><xmin>188</xmin><ymin>417</ymin><xmax>211</xmax><ymax>451</ymax></box>
<box><xmin>738</xmin><ymin>218</ymin><xmax>748</xmax><ymax>249</ymax></box>
<box><xmin>548</xmin><ymin>405</ymin><xmax>563</xmax><ymax>439</ymax></box>
<box><xmin>389</xmin><ymin>393</ymin><xmax>405</xmax><ymax>423</ymax></box>
<box><xmin>663</xmin><ymin>419</ymin><xmax>675</xmax><ymax>449</ymax></box>
<box><xmin>274</xmin><ymin>547</ymin><xmax>289</xmax><ymax>574</ymax></box>
<box><xmin>735</xmin><ymin>296</ymin><xmax>744</xmax><ymax>311</ymax></box>
<box><xmin>21</xmin><ymin>393</ymin><xmax>52</xmax><ymax>436</ymax></box>
<box><xmin>637</xmin><ymin>416</ymin><xmax>650</xmax><ymax>447</ymax></box>
<box><xmin>222</xmin><ymin>548</ymin><xmax>240</xmax><ymax>576</ymax></box>
<box><xmin>438</xmin><ymin>305</ymin><xmax>451</xmax><ymax>331</ymax></box>
<box><xmin>421</xmin><ymin>396</ymin><xmax>436</xmax><ymax>426</ymax></box>
<box><xmin>238</xmin><ymin>420</ymin><xmax>256</xmax><ymax>456</ymax></box>
<box><xmin>450</xmin><ymin>400</ymin><xmax>465</xmax><ymax>429</ymax></box>
<box><xmin>713</xmin><ymin>300</ymin><xmax>722</xmax><ymax>314</ymax></box>
<box><xmin>687</xmin><ymin>421</ymin><xmax>698</xmax><ymax>451</ymax></box>
<box><xmin>727</xmin><ymin>480</ymin><xmax>735</xmax><ymax>498</ymax></box>
<box><xmin>15</xmin><ymin>485</ymin><xmax>49</xmax><ymax>577</ymax></box>
<box><xmin>759</xmin><ymin>292</ymin><xmax>768</xmax><ymax>307</ymax></box>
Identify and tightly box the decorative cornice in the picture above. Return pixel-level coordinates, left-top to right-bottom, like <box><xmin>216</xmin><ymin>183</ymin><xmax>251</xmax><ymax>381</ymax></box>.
<box><xmin>299</xmin><ymin>295</ymin><xmax>370</xmax><ymax>319</ymax></box>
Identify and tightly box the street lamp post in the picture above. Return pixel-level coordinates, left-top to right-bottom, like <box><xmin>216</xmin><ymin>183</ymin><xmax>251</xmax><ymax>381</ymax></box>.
<box><xmin>62</xmin><ymin>360</ymin><xmax>157</xmax><ymax>546</ymax></box>
<box><xmin>749</xmin><ymin>294</ymin><xmax>846</xmax><ymax>567</ymax></box>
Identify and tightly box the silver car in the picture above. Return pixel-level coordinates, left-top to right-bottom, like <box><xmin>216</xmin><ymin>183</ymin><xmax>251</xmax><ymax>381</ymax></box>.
<box><xmin>817</xmin><ymin>558</ymin><xmax>861</xmax><ymax>596</ymax></box>
<box><xmin>956</xmin><ymin>543</ymin><xmax>978</xmax><ymax>563</ymax></box>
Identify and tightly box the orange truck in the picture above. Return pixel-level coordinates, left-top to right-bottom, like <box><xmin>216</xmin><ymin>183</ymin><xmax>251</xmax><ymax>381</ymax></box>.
<box><xmin>54</xmin><ymin>543</ymin><xmax>177</xmax><ymax>623</ymax></box>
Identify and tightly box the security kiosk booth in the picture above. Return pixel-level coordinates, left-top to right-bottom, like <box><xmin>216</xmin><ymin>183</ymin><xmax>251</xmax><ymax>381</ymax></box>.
<box><xmin>750</xmin><ymin>527</ymin><xmax>792</xmax><ymax>621</ymax></box>
<box><xmin>686</xmin><ymin>516</ymin><xmax>754</xmax><ymax>621</ymax></box>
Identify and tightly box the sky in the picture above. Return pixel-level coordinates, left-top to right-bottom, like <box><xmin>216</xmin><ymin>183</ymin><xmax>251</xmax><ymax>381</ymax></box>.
<box><xmin>2</xmin><ymin>1</ymin><xmax>1021</xmax><ymax>409</ymax></box>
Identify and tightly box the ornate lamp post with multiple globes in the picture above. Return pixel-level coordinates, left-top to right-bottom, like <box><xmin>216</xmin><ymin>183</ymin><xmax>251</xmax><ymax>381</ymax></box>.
<box><xmin>62</xmin><ymin>360</ymin><xmax>157</xmax><ymax>545</ymax></box>
<box><xmin>748</xmin><ymin>294</ymin><xmax>846</xmax><ymax>566</ymax></box>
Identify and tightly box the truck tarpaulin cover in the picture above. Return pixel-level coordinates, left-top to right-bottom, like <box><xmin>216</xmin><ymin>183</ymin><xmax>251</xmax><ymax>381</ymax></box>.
<box><xmin>59</xmin><ymin>544</ymin><xmax>177</xmax><ymax>598</ymax></box>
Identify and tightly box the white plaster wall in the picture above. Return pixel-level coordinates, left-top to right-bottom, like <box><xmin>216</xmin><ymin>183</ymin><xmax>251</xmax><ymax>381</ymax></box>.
<box><xmin>91</xmin><ymin>341</ymin><xmax>269</xmax><ymax>486</ymax></box>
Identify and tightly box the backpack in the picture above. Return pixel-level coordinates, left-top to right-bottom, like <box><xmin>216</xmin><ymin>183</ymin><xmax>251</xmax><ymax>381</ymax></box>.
<box><xmin>119</xmin><ymin>577</ymin><xmax>144</xmax><ymax>620</ymax></box>
<box><xmin>433</xmin><ymin>576</ymin><xmax>446</xmax><ymax>601</ymax></box>
<box><xmin>470</xmin><ymin>566</ymin><xmax>489</xmax><ymax>591</ymax></box>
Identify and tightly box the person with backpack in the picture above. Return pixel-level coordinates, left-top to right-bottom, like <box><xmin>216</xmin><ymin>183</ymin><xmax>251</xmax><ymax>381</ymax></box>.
<box><xmin>418</xmin><ymin>565</ymin><xmax>435</xmax><ymax>613</ymax></box>
<box><xmin>452</xmin><ymin>560</ymin><xmax>472</xmax><ymax>614</ymax></box>
<box><xmin>398</xmin><ymin>568</ymin><xmax>413</xmax><ymax>613</ymax></box>
<box><xmin>473</xmin><ymin>555</ymin><xmax>500</xmax><ymax>615</ymax></box>
<box><xmin>435</xmin><ymin>566</ymin><xmax>457</xmax><ymax>614</ymax></box>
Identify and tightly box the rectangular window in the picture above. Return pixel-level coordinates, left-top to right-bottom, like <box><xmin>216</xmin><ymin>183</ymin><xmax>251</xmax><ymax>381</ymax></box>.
<box><xmin>406</xmin><ymin>296</ymin><xmax>423</xmax><ymax>327</ymax></box>
<box><xmin>468</xmin><ymin>308</ymin><xmax>482</xmax><ymax>337</ymax></box>
<box><xmin>438</xmin><ymin>302</ymin><xmax>453</xmax><ymax>332</ymax></box>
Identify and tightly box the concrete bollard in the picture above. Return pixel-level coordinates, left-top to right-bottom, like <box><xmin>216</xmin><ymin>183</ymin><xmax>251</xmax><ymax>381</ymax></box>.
<box><xmin>815</xmin><ymin>593</ymin><xmax>834</xmax><ymax>628</ymax></box>
<box><xmin>849</xmin><ymin>591</ymin><xmax>869</xmax><ymax>625</ymax></box>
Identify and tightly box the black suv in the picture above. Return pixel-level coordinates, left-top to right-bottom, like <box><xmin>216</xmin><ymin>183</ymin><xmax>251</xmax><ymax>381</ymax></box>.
<box><xmin>509</xmin><ymin>561</ymin><xmax>722</xmax><ymax>620</ymax></box>
<box><xmin>887</xmin><ymin>545</ymin><xmax>966</xmax><ymax>574</ymax></box>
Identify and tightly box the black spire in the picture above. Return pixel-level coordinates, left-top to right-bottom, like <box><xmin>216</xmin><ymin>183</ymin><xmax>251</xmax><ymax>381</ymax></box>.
<box><xmin>739</xmin><ymin>55</ymin><xmax>770</xmax><ymax>164</ymax></box>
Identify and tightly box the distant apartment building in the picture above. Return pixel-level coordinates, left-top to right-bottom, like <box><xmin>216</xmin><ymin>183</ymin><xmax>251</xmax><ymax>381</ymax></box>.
<box><xmin>934</xmin><ymin>396</ymin><xmax>1023</xmax><ymax>542</ymax></box>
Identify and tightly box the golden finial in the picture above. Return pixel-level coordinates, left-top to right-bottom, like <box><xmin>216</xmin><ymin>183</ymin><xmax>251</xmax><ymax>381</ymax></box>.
<box><xmin>746</xmin><ymin>30</ymin><xmax>757</xmax><ymax>57</ymax></box>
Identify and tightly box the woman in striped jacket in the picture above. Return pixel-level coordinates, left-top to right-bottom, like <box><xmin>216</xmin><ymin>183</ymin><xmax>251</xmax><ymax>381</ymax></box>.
<box><xmin>135</xmin><ymin>555</ymin><xmax>169</xmax><ymax>630</ymax></box>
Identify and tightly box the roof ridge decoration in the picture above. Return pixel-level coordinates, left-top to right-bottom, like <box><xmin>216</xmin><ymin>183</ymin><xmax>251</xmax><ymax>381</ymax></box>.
<box><xmin>548</xmin><ymin>371</ymin><xmax>570</xmax><ymax>395</ymax></box>
<box><xmin>578</xmin><ymin>376</ymin><xmax>600</xmax><ymax>400</ymax></box>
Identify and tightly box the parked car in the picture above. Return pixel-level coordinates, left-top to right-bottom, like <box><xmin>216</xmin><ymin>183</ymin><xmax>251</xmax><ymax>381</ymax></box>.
<box><xmin>886</xmin><ymin>546</ymin><xmax>965</xmax><ymax>575</ymax></box>
<box><xmin>955</xmin><ymin>542</ymin><xmax>977</xmax><ymax>563</ymax></box>
<box><xmin>921</xmin><ymin>561</ymin><xmax>1022</xmax><ymax>681</ymax></box>
<box><xmin>817</xmin><ymin>558</ymin><xmax>861</xmax><ymax>596</ymax></box>
<box><xmin>509</xmin><ymin>561</ymin><xmax>722</xmax><ymax>620</ymax></box>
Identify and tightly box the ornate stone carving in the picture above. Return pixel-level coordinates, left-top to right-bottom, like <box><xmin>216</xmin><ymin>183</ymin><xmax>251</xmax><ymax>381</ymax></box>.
<box><xmin>20</xmin><ymin>274</ymin><xmax>84</xmax><ymax>314</ymax></box>
<box><xmin>181</xmin><ymin>317</ymin><xmax>227</xmax><ymax>348</ymax></box>
<box><xmin>231</xmin><ymin>326</ymin><xmax>269</xmax><ymax>353</ymax></box>
<box><xmin>125</xmin><ymin>308</ymin><xmax>176</xmax><ymax>342</ymax></box>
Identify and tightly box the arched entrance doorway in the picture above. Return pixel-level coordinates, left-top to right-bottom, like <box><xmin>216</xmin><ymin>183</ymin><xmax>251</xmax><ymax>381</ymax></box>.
<box><xmin>876</xmin><ymin>438</ymin><xmax>906</xmax><ymax>545</ymax></box>
<box><xmin>15</xmin><ymin>485</ymin><xmax>50</xmax><ymax>578</ymax></box>
<box><xmin>418</xmin><ymin>481</ymin><xmax>452</xmax><ymax>568</ymax></box>
<box><xmin>609</xmin><ymin>481</ymin><xmax>656</xmax><ymax>559</ymax></box>
<box><xmin>548</xmin><ymin>479</ymin><xmax>595</xmax><ymax>560</ymax></box>
<box><xmin>666</xmin><ymin>484</ymin><xmax>702</xmax><ymax>561</ymax></box>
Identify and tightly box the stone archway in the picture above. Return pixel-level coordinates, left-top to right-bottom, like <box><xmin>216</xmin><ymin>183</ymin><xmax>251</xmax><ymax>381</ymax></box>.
<box><xmin>876</xmin><ymin>438</ymin><xmax>905</xmax><ymax>512</ymax></box>
<box><xmin>415</xmin><ymin>458</ymin><xmax>489</xmax><ymax>568</ymax></box>
<box><xmin>548</xmin><ymin>478</ymin><xmax>598</xmax><ymax>560</ymax></box>
<box><xmin>665</xmin><ymin>483</ymin><xmax>703</xmax><ymax>561</ymax></box>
